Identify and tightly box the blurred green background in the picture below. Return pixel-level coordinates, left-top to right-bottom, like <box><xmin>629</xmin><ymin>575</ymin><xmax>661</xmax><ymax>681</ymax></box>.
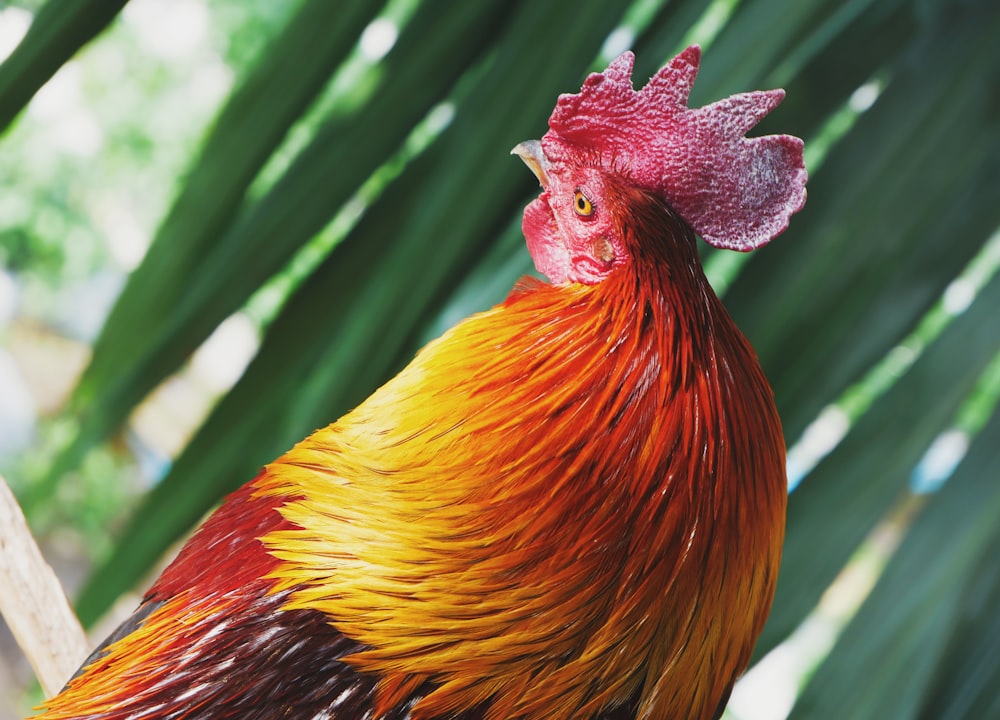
<box><xmin>0</xmin><ymin>0</ymin><xmax>998</xmax><ymax>718</ymax></box>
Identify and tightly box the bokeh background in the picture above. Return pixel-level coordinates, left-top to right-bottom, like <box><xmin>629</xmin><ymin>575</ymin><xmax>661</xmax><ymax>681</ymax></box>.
<box><xmin>1</xmin><ymin>0</ymin><xmax>998</xmax><ymax>718</ymax></box>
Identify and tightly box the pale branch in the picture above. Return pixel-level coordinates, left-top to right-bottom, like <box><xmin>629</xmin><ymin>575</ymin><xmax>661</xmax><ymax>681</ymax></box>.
<box><xmin>0</xmin><ymin>472</ymin><xmax>89</xmax><ymax>698</ymax></box>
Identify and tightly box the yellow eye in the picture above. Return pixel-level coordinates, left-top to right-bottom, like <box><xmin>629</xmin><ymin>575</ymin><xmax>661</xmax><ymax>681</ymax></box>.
<box><xmin>574</xmin><ymin>191</ymin><xmax>594</xmax><ymax>216</ymax></box>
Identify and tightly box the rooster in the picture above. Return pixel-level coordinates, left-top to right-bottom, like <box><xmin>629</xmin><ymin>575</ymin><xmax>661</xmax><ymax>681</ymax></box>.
<box><xmin>36</xmin><ymin>46</ymin><xmax>805</xmax><ymax>720</ymax></box>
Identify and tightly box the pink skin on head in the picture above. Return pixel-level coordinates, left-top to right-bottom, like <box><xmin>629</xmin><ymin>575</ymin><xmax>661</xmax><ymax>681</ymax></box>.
<box><xmin>517</xmin><ymin>45</ymin><xmax>807</xmax><ymax>285</ymax></box>
<box><xmin>520</xmin><ymin>165</ymin><xmax>624</xmax><ymax>286</ymax></box>
<box><xmin>522</xmin><ymin>195</ymin><xmax>570</xmax><ymax>284</ymax></box>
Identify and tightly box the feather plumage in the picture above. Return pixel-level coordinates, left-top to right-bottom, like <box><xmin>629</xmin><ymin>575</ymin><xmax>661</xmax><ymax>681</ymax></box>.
<box><xmin>38</xmin><ymin>184</ymin><xmax>784</xmax><ymax>720</ymax></box>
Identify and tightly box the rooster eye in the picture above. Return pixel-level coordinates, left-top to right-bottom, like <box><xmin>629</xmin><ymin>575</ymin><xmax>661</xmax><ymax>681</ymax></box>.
<box><xmin>574</xmin><ymin>191</ymin><xmax>594</xmax><ymax>217</ymax></box>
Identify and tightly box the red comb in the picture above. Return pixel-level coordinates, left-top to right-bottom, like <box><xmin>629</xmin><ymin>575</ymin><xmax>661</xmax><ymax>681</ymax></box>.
<box><xmin>542</xmin><ymin>46</ymin><xmax>807</xmax><ymax>250</ymax></box>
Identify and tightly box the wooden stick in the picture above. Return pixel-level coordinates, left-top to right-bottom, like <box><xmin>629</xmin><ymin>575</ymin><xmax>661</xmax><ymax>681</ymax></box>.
<box><xmin>0</xmin><ymin>472</ymin><xmax>89</xmax><ymax>697</ymax></box>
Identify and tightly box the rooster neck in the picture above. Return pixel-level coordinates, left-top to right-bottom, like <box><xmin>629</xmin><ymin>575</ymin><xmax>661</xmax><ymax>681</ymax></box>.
<box><xmin>255</xmin><ymin>205</ymin><xmax>784</xmax><ymax>719</ymax></box>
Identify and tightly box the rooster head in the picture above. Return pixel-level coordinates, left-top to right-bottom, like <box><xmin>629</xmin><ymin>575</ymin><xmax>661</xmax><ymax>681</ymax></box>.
<box><xmin>514</xmin><ymin>45</ymin><xmax>807</xmax><ymax>285</ymax></box>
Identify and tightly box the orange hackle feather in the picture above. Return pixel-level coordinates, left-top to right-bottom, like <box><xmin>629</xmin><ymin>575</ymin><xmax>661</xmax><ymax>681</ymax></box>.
<box><xmin>261</xmin><ymin>185</ymin><xmax>786</xmax><ymax>720</ymax></box>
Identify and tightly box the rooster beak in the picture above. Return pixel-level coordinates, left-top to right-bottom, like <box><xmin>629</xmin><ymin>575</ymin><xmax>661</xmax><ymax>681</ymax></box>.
<box><xmin>511</xmin><ymin>140</ymin><xmax>551</xmax><ymax>187</ymax></box>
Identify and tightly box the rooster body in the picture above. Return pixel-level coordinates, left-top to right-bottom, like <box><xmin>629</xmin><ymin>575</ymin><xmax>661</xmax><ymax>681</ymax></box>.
<box><xmin>37</xmin><ymin>47</ymin><xmax>804</xmax><ymax>720</ymax></box>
